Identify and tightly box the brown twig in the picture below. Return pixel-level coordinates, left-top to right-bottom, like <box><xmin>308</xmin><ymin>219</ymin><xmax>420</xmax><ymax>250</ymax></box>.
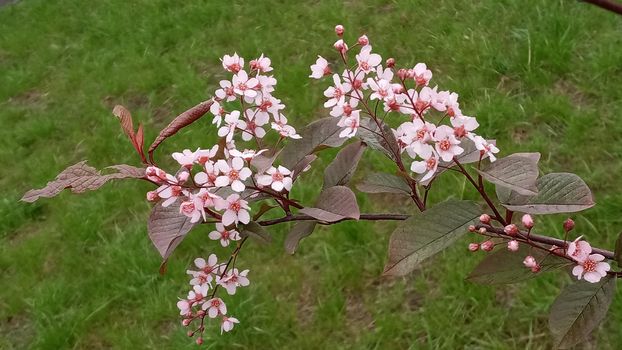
<box><xmin>581</xmin><ymin>0</ymin><xmax>622</xmax><ymax>15</ymax></box>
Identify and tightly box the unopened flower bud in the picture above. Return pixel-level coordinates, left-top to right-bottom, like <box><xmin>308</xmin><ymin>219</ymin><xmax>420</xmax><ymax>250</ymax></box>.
<box><xmin>197</xmin><ymin>310</ymin><xmax>206</xmax><ymax>317</ymax></box>
<box><xmin>481</xmin><ymin>240</ymin><xmax>494</xmax><ymax>252</ymax></box>
<box><xmin>522</xmin><ymin>214</ymin><xmax>534</xmax><ymax>229</ymax></box>
<box><xmin>523</xmin><ymin>255</ymin><xmax>537</xmax><ymax>268</ymax></box>
<box><xmin>563</xmin><ymin>218</ymin><xmax>575</xmax><ymax>232</ymax></box>
<box><xmin>196</xmin><ymin>337</ymin><xmax>203</xmax><ymax>345</ymax></box>
<box><xmin>507</xmin><ymin>240</ymin><xmax>519</xmax><ymax>252</ymax></box>
<box><xmin>397</xmin><ymin>68</ymin><xmax>408</xmax><ymax>80</ymax></box>
<box><xmin>504</xmin><ymin>224</ymin><xmax>519</xmax><ymax>236</ymax></box>
<box><xmin>386</xmin><ymin>57</ymin><xmax>395</xmax><ymax>68</ymax></box>
<box><xmin>406</xmin><ymin>69</ymin><xmax>415</xmax><ymax>79</ymax></box>
<box><xmin>357</xmin><ymin>35</ymin><xmax>369</xmax><ymax>46</ymax></box>
<box><xmin>249</xmin><ymin>59</ymin><xmax>259</xmax><ymax>71</ymax></box>
<box><xmin>182</xmin><ymin>318</ymin><xmax>191</xmax><ymax>327</ymax></box>
<box><xmin>531</xmin><ymin>264</ymin><xmax>541</xmax><ymax>273</ymax></box>
<box><xmin>335</xmin><ymin>24</ymin><xmax>344</xmax><ymax>36</ymax></box>
<box><xmin>146</xmin><ymin>190</ymin><xmax>160</xmax><ymax>202</ymax></box>
<box><xmin>333</xmin><ymin>39</ymin><xmax>348</xmax><ymax>53</ymax></box>
<box><xmin>468</xmin><ymin>225</ymin><xmax>476</xmax><ymax>232</ymax></box>
<box><xmin>177</xmin><ymin>170</ymin><xmax>190</xmax><ymax>183</ymax></box>
<box><xmin>478</xmin><ymin>227</ymin><xmax>487</xmax><ymax>234</ymax></box>
<box><xmin>187</xmin><ymin>331</ymin><xmax>194</xmax><ymax>337</ymax></box>
<box><xmin>479</xmin><ymin>214</ymin><xmax>491</xmax><ymax>224</ymax></box>
<box><xmin>468</xmin><ymin>243</ymin><xmax>479</xmax><ymax>252</ymax></box>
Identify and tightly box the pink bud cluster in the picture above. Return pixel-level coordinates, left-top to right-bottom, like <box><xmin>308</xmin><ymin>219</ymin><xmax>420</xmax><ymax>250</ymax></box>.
<box><xmin>310</xmin><ymin>25</ymin><xmax>499</xmax><ymax>182</ymax></box>
<box><xmin>177</xmin><ymin>254</ymin><xmax>250</xmax><ymax>340</ymax></box>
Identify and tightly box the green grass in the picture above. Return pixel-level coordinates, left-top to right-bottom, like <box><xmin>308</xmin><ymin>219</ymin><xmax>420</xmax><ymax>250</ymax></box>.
<box><xmin>2</xmin><ymin>0</ymin><xmax>622</xmax><ymax>348</ymax></box>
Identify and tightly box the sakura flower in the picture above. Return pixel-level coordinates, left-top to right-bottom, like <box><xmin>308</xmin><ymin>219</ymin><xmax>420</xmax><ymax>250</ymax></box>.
<box><xmin>271</xmin><ymin>114</ymin><xmax>301</xmax><ymax>139</ymax></box>
<box><xmin>221</xmin><ymin>316</ymin><xmax>240</xmax><ymax>334</ymax></box>
<box><xmin>229</xmin><ymin>148</ymin><xmax>266</xmax><ymax>161</ymax></box>
<box><xmin>397</xmin><ymin>120</ymin><xmax>436</xmax><ymax>156</ymax></box>
<box><xmin>433</xmin><ymin>125</ymin><xmax>464</xmax><ymax>162</ymax></box>
<box><xmin>250</xmin><ymin>54</ymin><xmax>272</xmax><ymax>72</ymax></box>
<box><xmin>411</xmin><ymin>150</ymin><xmax>439</xmax><ymax>182</ymax></box>
<box><xmin>215</xmin><ymin>194</ymin><xmax>251</xmax><ymax>226</ymax></box>
<box><xmin>451</xmin><ymin>115</ymin><xmax>479</xmax><ymax>138</ymax></box>
<box><xmin>310</xmin><ymin>56</ymin><xmax>331</xmax><ymax>79</ymax></box>
<box><xmin>179</xmin><ymin>195</ymin><xmax>205</xmax><ymax>223</ymax></box>
<box><xmin>210</xmin><ymin>101</ymin><xmax>226</xmax><ymax>127</ymax></box>
<box><xmin>195</xmin><ymin>145</ymin><xmax>219</xmax><ymax>165</ymax></box>
<box><xmin>157</xmin><ymin>183</ymin><xmax>183</xmax><ymax>207</ymax></box>
<box><xmin>572</xmin><ymin>254</ymin><xmax>610</xmax><ymax>283</ymax></box>
<box><xmin>334</xmin><ymin>39</ymin><xmax>348</xmax><ymax>53</ymax></box>
<box><xmin>177</xmin><ymin>299</ymin><xmax>192</xmax><ymax>316</ymax></box>
<box><xmin>172</xmin><ymin>149</ymin><xmax>197</xmax><ymax>168</ymax></box>
<box><xmin>196</xmin><ymin>188</ymin><xmax>221</xmax><ymax>208</ymax></box>
<box><xmin>232</xmin><ymin>70</ymin><xmax>259</xmax><ymax>99</ymax></box>
<box><xmin>337</xmin><ymin>111</ymin><xmax>360</xmax><ymax>138</ymax></box>
<box><xmin>367</xmin><ymin>78</ymin><xmax>393</xmax><ymax>101</ymax></box>
<box><xmin>255</xmin><ymin>75</ymin><xmax>277</xmax><ymax>97</ymax></box>
<box><xmin>356</xmin><ymin>45</ymin><xmax>382</xmax><ymax>74</ymax></box>
<box><xmin>218</xmin><ymin>111</ymin><xmax>242</xmax><ymax>142</ymax></box>
<box><xmin>254</xmin><ymin>96</ymin><xmax>285</xmax><ymax>121</ymax></box>
<box><xmin>256</xmin><ymin>166</ymin><xmax>293</xmax><ymax>192</ymax></box>
<box><xmin>187</xmin><ymin>254</ymin><xmax>220</xmax><ymax>285</ymax></box>
<box><xmin>413</xmin><ymin>63</ymin><xmax>432</xmax><ymax>86</ymax></box>
<box><xmin>202</xmin><ymin>297</ymin><xmax>227</xmax><ymax>318</ymax></box>
<box><xmin>215</xmin><ymin>157</ymin><xmax>252</xmax><ymax>192</ymax></box>
<box><xmin>567</xmin><ymin>240</ymin><xmax>592</xmax><ymax>262</ymax></box>
<box><xmin>217</xmin><ymin>268</ymin><xmax>250</xmax><ymax>295</ymax></box>
<box><xmin>187</xmin><ymin>283</ymin><xmax>210</xmax><ymax>304</ymax></box>
<box><xmin>445</xmin><ymin>92</ymin><xmax>462</xmax><ymax>117</ymax></box>
<box><xmin>222</xmin><ymin>53</ymin><xmax>244</xmax><ymax>73</ymax></box>
<box><xmin>323</xmin><ymin>74</ymin><xmax>351</xmax><ymax>108</ymax></box>
<box><xmin>215</xmin><ymin>79</ymin><xmax>237</xmax><ymax>103</ymax></box>
<box><xmin>208</xmin><ymin>223</ymin><xmax>241</xmax><ymax>247</ymax></box>
<box><xmin>239</xmin><ymin>112</ymin><xmax>269</xmax><ymax>141</ymax></box>
<box><xmin>471</xmin><ymin>136</ymin><xmax>499</xmax><ymax>162</ymax></box>
<box><xmin>330</xmin><ymin>97</ymin><xmax>358</xmax><ymax>118</ymax></box>
<box><xmin>194</xmin><ymin>161</ymin><xmax>219</xmax><ymax>187</ymax></box>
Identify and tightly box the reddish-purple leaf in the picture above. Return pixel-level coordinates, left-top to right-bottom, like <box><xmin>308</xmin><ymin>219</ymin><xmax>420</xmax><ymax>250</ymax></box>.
<box><xmin>148</xmin><ymin>201</ymin><xmax>197</xmax><ymax>259</ymax></box>
<box><xmin>251</xmin><ymin>149</ymin><xmax>280</xmax><ymax>173</ymax></box>
<box><xmin>21</xmin><ymin>162</ymin><xmax>145</xmax><ymax>203</ymax></box>
<box><xmin>113</xmin><ymin>105</ymin><xmax>135</xmax><ymax>142</ymax></box>
<box><xmin>291</xmin><ymin>154</ymin><xmax>317</xmax><ymax>180</ymax></box>
<box><xmin>280</xmin><ymin>117</ymin><xmax>347</xmax><ymax>169</ymax></box>
<box><xmin>284</xmin><ymin>221</ymin><xmax>317</xmax><ymax>254</ymax></box>
<box><xmin>357</xmin><ymin>172</ymin><xmax>412</xmax><ymax>195</ymax></box>
<box><xmin>239</xmin><ymin>221</ymin><xmax>272</xmax><ymax>244</ymax></box>
<box><xmin>299</xmin><ymin>186</ymin><xmax>360</xmax><ymax>223</ymax></box>
<box><xmin>323</xmin><ymin>141</ymin><xmax>366</xmax><ymax>188</ymax></box>
<box><xmin>148</xmin><ymin>99</ymin><xmax>215</xmax><ymax>161</ymax></box>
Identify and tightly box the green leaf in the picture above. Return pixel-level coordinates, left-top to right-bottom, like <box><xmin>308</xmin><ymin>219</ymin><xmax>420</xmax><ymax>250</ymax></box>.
<box><xmin>239</xmin><ymin>221</ymin><xmax>272</xmax><ymax>244</ymax></box>
<box><xmin>383</xmin><ymin>200</ymin><xmax>480</xmax><ymax>276</ymax></box>
<box><xmin>476</xmin><ymin>153</ymin><xmax>539</xmax><ymax>196</ymax></box>
<box><xmin>549</xmin><ymin>277</ymin><xmax>616</xmax><ymax>349</ymax></box>
<box><xmin>357</xmin><ymin>117</ymin><xmax>400</xmax><ymax>161</ymax></box>
<box><xmin>280</xmin><ymin>117</ymin><xmax>346</xmax><ymax>169</ymax></box>
<box><xmin>284</xmin><ymin>221</ymin><xmax>317</xmax><ymax>254</ymax></box>
<box><xmin>467</xmin><ymin>244</ymin><xmax>571</xmax><ymax>285</ymax></box>
<box><xmin>500</xmin><ymin>173</ymin><xmax>595</xmax><ymax>214</ymax></box>
<box><xmin>357</xmin><ymin>172</ymin><xmax>412</xmax><ymax>195</ymax></box>
<box><xmin>614</xmin><ymin>232</ymin><xmax>622</xmax><ymax>267</ymax></box>
<box><xmin>299</xmin><ymin>186</ymin><xmax>360</xmax><ymax>223</ymax></box>
<box><xmin>323</xmin><ymin>141</ymin><xmax>366</xmax><ymax>188</ymax></box>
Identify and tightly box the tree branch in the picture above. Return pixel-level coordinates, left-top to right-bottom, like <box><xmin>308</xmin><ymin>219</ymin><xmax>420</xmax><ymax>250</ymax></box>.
<box><xmin>581</xmin><ymin>0</ymin><xmax>622</xmax><ymax>15</ymax></box>
<box><xmin>257</xmin><ymin>213</ymin><xmax>410</xmax><ymax>226</ymax></box>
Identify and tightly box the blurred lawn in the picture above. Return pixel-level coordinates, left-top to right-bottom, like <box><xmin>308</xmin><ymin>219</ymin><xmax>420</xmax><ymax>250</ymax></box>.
<box><xmin>2</xmin><ymin>0</ymin><xmax>622</xmax><ymax>349</ymax></box>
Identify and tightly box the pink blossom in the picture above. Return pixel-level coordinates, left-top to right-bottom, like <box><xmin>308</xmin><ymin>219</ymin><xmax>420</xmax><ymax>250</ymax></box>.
<box><xmin>202</xmin><ymin>297</ymin><xmax>227</xmax><ymax>318</ymax></box>
<box><xmin>412</xmin><ymin>63</ymin><xmax>432</xmax><ymax>86</ymax></box>
<box><xmin>229</xmin><ymin>148</ymin><xmax>266</xmax><ymax>161</ymax></box>
<box><xmin>330</xmin><ymin>97</ymin><xmax>358</xmax><ymax>118</ymax></box>
<box><xmin>157</xmin><ymin>184</ymin><xmax>183</xmax><ymax>207</ymax></box>
<box><xmin>215</xmin><ymin>194</ymin><xmax>251</xmax><ymax>226</ymax></box>
<box><xmin>194</xmin><ymin>161</ymin><xmax>219</xmax><ymax>187</ymax></box>
<box><xmin>410</xmin><ymin>151</ymin><xmax>439</xmax><ymax>182</ymax></box>
<box><xmin>450</xmin><ymin>115</ymin><xmax>479</xmax><ymax>139</ymax></box>
<box><xmin>221</xmin><ymin>316</ymin><xmax>240</xmax><ymax>334</ymax></box>
<box><xmin>367</xmin><ymin>78</ymin><xmax>393</xmax><ymax>101</ymax></box>
<box><xmin>468</xmin><ymin>243</ymin><xmax>479</xmax><ymax>252</ymax></box>
<box><xmin>334</xmin><ymin>39</ymin><xmax>348</xmax><ymax>53</ymax></box>
<box><xmin>567</xmin><ymin>240</ymin><xmax>592</xmax><ymax>262</ymax></box>
<box><xmin>195</xmin><ymin>145</ymin><xmax>219</xmax><ymax>165</ymax></box>
<box><xmin>179</xmin><ymin>195</ymin><xmax>205</xmax><ymax>223</ymax></box>
<box><xmin>256</xmin><ymin>166</ymin><xmax>293</xmax><ymax>192</ymax></box>
<box><xmin>172</xmin><ymin>149</ymin><xmax>197</xmax><ymax>168</ymax></box>
<box><xmin>215</xmin><ymin>79</ymin><xmax>237</xmax><ymax>103</ymax></box>
<box><xmin>215</xmin><ymin>157</ymin><xmax>252</xmax><ymax>192</ymax></box>
<box><xmin>186</xmin><ymin>254</ymin><xmax>220</xmax><ymax>286</ymax></box>
<box><xmin>323</xmin><ymin>74</ymin><xmax>351</xmax><ymax>108</ymax></box>
<box><xmin>471</xmin><ymin>136</ymin><xmax>499</xmax><ymax>162</ymax></box>
<box><xmin>232</xmin><ymin>70</ymin><xmax>259</xmax><ymax>99</ymax></box>
<box><xmin>222</xmin><ymin>53</ymin><xmax>244</xmax><ymax>73</ymax></box>
<box><xmin>208</xmin><ymin>223</ymin><xmax>241</xmax><ymax>247</ymax></box>
<box><xmin>271</xmin><ymin>114</ymin><xmax>301</xmax><ymax>139</ymax></box>
<box><xmin>217</xmin><ymin>268</ymin><xmax>250</xmax><ymax>295</ymax></box>
<box><xmin>177</xmin><ymin>299</ymin><xmax>191</xmax><ymax>316</ymax></box>
<box><xmin>217</xmin><ymin>111</ymin><xmax>242</xmax><ymax>142</ymax></box>
<box><xmin>250</xmin><ymin>54</ymin><xmax>272</xmax><ymax>72</ymax></box>
<box><xmin>310</xmin><ymin>56</ymin><xmax>330</xmax><ymax>79</ymax></box>
<box><xmin>572</xmin><ymin>254</ymin><xmax>610</xmax><ymax>283</ymax></box>
<box><xmin>523</xmin><ymin>255</ymin><xmax>537</xmax><ymax>268</ymax></box>
<box><xmin>356</xmin><ymin>45</ymin><xmax>382</xmax><ymax>74</ymax></box>
<box><xmin>337</xmin><ymin>112</ymin><xmax>360</xmax><ymax>138</ymax></box>
<box><xmin>522</xmin><ymin>214</ymin><xmax>534</xmax><ymax>229</ymax></box>
<box><xmin>507</xmin><ymin>240</ymin><xmax>519</xmax><ymax>252</ymax></box>
<box><xmin>210</xmin><ymin>101</ymin><xmax>225</xmax><ymax>127</ymax></box>
<box><xmin>239</xmin><ymin>112</ymin><xmax>269</xmax><ymax>141</ymax></box>
<box><xmin>433</xmin><ymin>125</ymin><xmax>464</xmax><ymax>162</ymax></box>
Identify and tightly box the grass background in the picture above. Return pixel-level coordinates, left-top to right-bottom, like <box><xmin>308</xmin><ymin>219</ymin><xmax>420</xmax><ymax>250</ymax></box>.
<box><xmin>2</xmin><ymin>0</ymin><xmax>622</xmax><ymax>348</ymax></box>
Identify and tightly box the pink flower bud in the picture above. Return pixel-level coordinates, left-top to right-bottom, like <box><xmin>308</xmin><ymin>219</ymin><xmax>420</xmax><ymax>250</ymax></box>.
<box><xmin>479</xmin><ymin>214</ymin><xmax>491</xmax><ymax>224</ymax></box>
<box><xmin>481</xmin><ymin>240</ymin><xmax>494</xmax><ymax>252</ymax></box>
<box><xmin>406</xmin><ymin>69</ymin><xmax>415</xmax><ymax>79</ymax></box>
<box><xmin>504</xmin><ymin>224</ymin><xmax>519</xmax><ymax>236</ymax></box>
<box><xmin>335</xmin><ymin>24</ymin><xmax>344</xmax><ymax>36</ymax></box>
<box><xmin>146</xmin><ymin>190</ymin><xmax>160</xmax><ymax>202</ymax></box>
<box><xmin>563</xmin><ymin>218</ymin><xmax>575</xmax><ymax>232</ymax></box>
<box><xmin>357</xmin><ymin>35</ymin><xmax>369</xmax><ymax>46</ymax></box>
<box><xmin>196</xmin><ymin>337</ymin><xmax>203</xmax><ymax>345</ymax></box>
<box><xmin>521</xmin><ymin>214</ymin><xmax>534</xmax><ymax>229</ymax></box>
<box><xmin>386</xmin><ymin>58</ymin><xmax>395</xmax><ymax>68</ymax></box>
<box><xmin>507</xmin><ymin>240</ymin><xmax>519</xmax><ymax>252</ymax></box>
<box><xmin>478</xmin><ymin>227</ymin><xmax>487</xmax><ymax>234</ymax></box>
<box><xmin>531</xmin><ymin>264</ymin><xmax>541</xmax><ymax>273</ymax></box>
<box><xmin>182</xmin><ymin>318</ymin><xmax>191</xmax><ymax>327</ymax></box>
<box><xmin>468</xmin><ymin>225</ymin><xmax>476</xmax><ymax>232</ymax></box>
<box><xmin>333</xmin><ymin>39</ymin><xmax>348</xmax><ymax>53</ymax></box>
<box><xmin>523</xmin><ymin>255</ymin><xmax>537</xmax><ymax>268</ymax></box>
<box><xmin>187</xmin><ymin>331</ymin><xmax>194</xmax><ymax>337</ymax></box>
<box><xmin>249</xmin><ymin>59</ymin><xmax>259</xmax><ymax>71</ymax></box>
<box><xmin>468</xmin><ymin>243</ymin><xmax>479</xmax><ymax>252</ymax></box>
<box><xmin>397</xmin><ymin>68</ymin><xmax>408</xmax><ymax>80</ymax></box>
<box><xmin>177</xmin><ymin>170</ymin><xmax>190</xmax><ymax>183</ymax></box>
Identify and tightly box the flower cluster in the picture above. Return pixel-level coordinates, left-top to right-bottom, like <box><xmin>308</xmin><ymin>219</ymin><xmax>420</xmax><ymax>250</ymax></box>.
<box><xmin>145</xmin><ymin>53</ymin><xmax>303</xmax><ymax>340</ymax></box>
<box><xmin>311</xmin><ymin>26</ymin><xmax>499</xmax><ymax>182</ymax></box>
<box><xmin>469</xmin><ymin>213</ymin><xmax>612</xmax><ymax>283</ymax></box>
<box><xmin>177</xmin><ymin>254</ymin><xmax>249</xmax><ymax>342</ymax></box>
